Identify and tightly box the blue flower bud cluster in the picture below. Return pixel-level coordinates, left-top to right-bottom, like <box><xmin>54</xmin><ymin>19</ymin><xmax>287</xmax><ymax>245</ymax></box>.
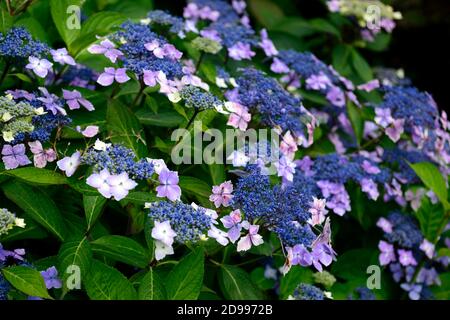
<box><xmin>147</xmin><ymin>201</ymin><xmax>213</xmax><ymax>243</ymax></box>
<box><xmin>81</xmin><ymin>144</ymin><xmax>154</xmax><ymax>180</ymax></box>
<box><xmin>111</xmin><ymin>22</ymin><xmax>183</xmax><ymax>78</ymax></box>
<box><xmin>235</xmin><ymin>68</ymin><xmax>306</xmax><ymax>134</ymax></box>
<box><xmin>180</xmin><ymin>85</ymin><xmax>221</xmax><ymax>109</ymax></box>
<box><xmin>147</xmin><ymin>10</ymin><xmax>185</xmax><ymax>35</ymax></box>
<box><xmin>0</xmin><ymin>27</ymin><xmax>49</xmax><ymax>61</ymax></box>
<box><xmin>291</xmin><ymin>283</ymin><xmax>324</xmax><ymax>300</ymax></box>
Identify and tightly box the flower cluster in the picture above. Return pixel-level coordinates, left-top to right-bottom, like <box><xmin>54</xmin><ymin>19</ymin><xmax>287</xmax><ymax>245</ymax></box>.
<box><xmin>288</xmin><ymin>283</ymin><xmax>325</xmax><ymax>300</ymax></box>
<box><xmin>232</xmin><ymin>68</ymin><xmax>314</xmax><ymax>141</ymax></box>
<box><xmin>0</xmin><ymin>27</ymin><xmax>49</xmax><ymax>62</ymax></box>
<box><xmin>0</xmin><ymin>244</ymin><xmax>61</xmax><ymax>300</ymax></box>
<box><xmin>0</xmin><ymin>94</ymin><xmax>40</xmax><ymax>142</ymax></box>
<box><xmin>326</xmin><ymin>0</ymin><xmax>402</xmax><ymax>42</ymax></box>
<box><xmin>180</xmin><ymin>85</ymin><xmax>221</xmax><ymax>109</ymax></box>
<box><xmin>185</xmin><ymin>0</ymin><xmax>259</xmax><ymax>60</ymax></box>
<box><xmin>145</xmin><ymin>10</ymin><xmax>185</xmax><ymax>36</ymax></box>
<box><xmin>0</xmin><ymin>243</ymin><xmax>26</xmax><ymax>300</ymax></box>
<box><xmin>377</xmin><ymin>213</ymin><xmax>448</xmax><ymax>300</ymax></box>
<box><xmin>0</xmin><ymin>208</ymin><xmax>25</xmax><ymax>236</ymax></box>
<box><xmin>148</xmin><ymin>201</ymin><xmax>217</xmax><ymax>260</ymax></box>
<box><xmin>108</xmin><ymin>21</ymin><xmax>184</xmax><ymax>78</ymax></box>
<box><xmin>5</xmin><ymin>89</ymin><xmax>74</xmax><ymax>144</ymax></box>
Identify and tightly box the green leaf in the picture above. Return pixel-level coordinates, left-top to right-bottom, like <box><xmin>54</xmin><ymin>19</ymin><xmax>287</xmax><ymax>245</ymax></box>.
<box><xmin>332</xmin><ymin>44</ymin><xmax>352</xmax><ymax>75</ymax></box>
<box><xmin>107</xmin><ymin>99</ymin><xmax>148</xmax><ymax>158</ymax></box>
<box><xmin>271</xmin><ymin>17</ymin><xmax>340</xmax><ymax>39</ymax></box>
<box><xmin>1</xmin><ymin>266</ymin><xmax>52</xmax><ymax>299</ymax></box>
<box><xmin>415</xmin><ymin>198</ymin><xmax>445</xmax><ymax>241</ymax></box>
<box><xmin>138</xmin><ymin>268</ymin><xmax>166</xmax><ymax>300</ymax></box>
<box><xmin>248</xmin><ymin>0</ymin><xmax>284</xmax><ymax>28</ymax></box>
<box><xmin>2</xmin><ymin>168</ymin><xmax>67</xmax><ymax>185</ymax></box>
<box><xmin>179</xmin><ymin>176</ymin><xmax>211</xmax><ymax>199</ymax></box>
<box><xmin>136</xmin><ymin>110</ymin><xmax>185</xmax><ymax>127</ymax></box>
<box><xmin>0</xmin><ymin>4</ymin><xmax>13</xmax><ymax>33</ymax></box>
<box><xmin>219</xmin><ymin>265</ymin><xmax>264</xmax><ymax>300</ymax></box>
<box><xmin>50</xmin><ymin>0</ymin><xmax>83</xmax><ymax>46</ymax></box>
<box><xmin>83</xmin><ymin>195</ymin><xmax>107</xmax><ymax>230</ymax></box>
<box><xmin>250</xmin><ymin>268</ymin><xmax>276</xmax><ymax>291</ymax></box>
<box><xmin>84</xmin><ymin>260</ymin><xmax>137</xmax><ymax>300</ymax></box>
<box><xmin>346</xmin><ymin>100</ymin><xmax>364</xmax><ymax>146</ymax></box>
<box><xmin>166</xmin><ymin>247</ymin><xmax>205</xmax><ymax>300</ymax></box>
<box><xmin>351</xmin><ymin>48</ymin><xmax>373</xmax><ymax>82</ymax></box>
<box><xmin>208</xmin><ymin>164</ymin><xmax>226</xmax><ymax>186</ymax></box>
<box><xmin>308</xmin><ymin>18</ymin><xmax>341</xmax><ymax>38</ymax></box>
<box><xmin>10</xmin><ymin>73</ymin><xmax>33</xmax><ymax>83</ymax></box>
<box><xmin>438</xmin><ymin>248</ymin><xmax>450</xmax><ymax>258</ymax></box>
<box><xmin>144</xmin><ymin>218</ymin><xmax>155</xmax><ymax>261</ymax></box>
<box><xmin>431</xmin><ymin>272</ymin><xmax>450</xmax><ymax>300</ymax></box>
<box><xmin>278</xmin><ymin>266</ymin><xmax>313</xmax><ymax>299</ymax></box>
<box><xmin>366</xmin><ymin>33</ymin><xmax>392</xmax><ymax>52</ymax></box>
<box><xmin>70</xmin><ymin>11</ymin><xmax>127</xmax><ymax>55</ymax></box>
<box><xmin>91</xmin><ymin>235</ymin><xmax>150</xmax><ymax>269</ymax></box>
<box><xmin>332</xmin><ymin>248</ymin><xmax>377</xmax><ymax>281</ymax></box>
<box><xmin>57</xmin><ymin>237</ymin><xmax>92</xmax><ymax>291</ymax></box>
<box><xmin>409</xmin><ymin>162</ymin><xmax>449</xmax><ymax>209</ymax></box>
<box><xmin>122</xmin><ymin>191</ymin><xmax>158</xmax><ymax>205</ymax></box>
<box><xmin>2</xmin><ymin>181</ymin><xmax>66</xmax><ymax>241</ymax></box>
<box><xmin>68</xmin><ymin>178</ymin><xmax>99</xmax><ymax>196</ymax></box>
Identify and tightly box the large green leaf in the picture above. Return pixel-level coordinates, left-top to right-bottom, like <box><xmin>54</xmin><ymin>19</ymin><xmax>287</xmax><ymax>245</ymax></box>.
<box><xmin>351</xmin><ymin>48</ymin><xmax>373</xmax><ymax>82</ymax></box>
<box><xmin>0</xmin><ymin>3</ymin><xmax>13</xmax><ymax>33</ymax></box>
<box><xmin>83</xmin><ymin>195</ymin><xmax>107</xmax><ymax>230</ymax></box>
<box><xmin>107</xmin><ymin>99</ymin><xmax>148</xmax><ymax>158</ymax></box>
<box><xmin>91</xmin><ymin>235</ymin><xmax>150</xmax><ymax>268</ymax></box>
<box><xmin>208</xmin><ymin>164</ymin><xmax>226</xmax><ymax>186</ymax></box>
<box><xmin>121</xmin><ymin>191</ymin><xmax>158</xmax><ymax>205</ymax></box>
<box><xmin>218</xmin><ymin>265</ymin><xmax>264</xmax><ymax>300</ymax></box>
<box><xmin>410</xmin><ymin>162</ymin><xmax>449</xmax><ymax>210</ymax></box>
<box><xmin>2</xmin><ymin>168</ymin><xmax>67</xmax><ymax>185</ymax></box>
<box><xmin>346</xmin><ymin>100</ymin><xmax>364</xmax><ymax>146</ymax></box>
<box><xmin>179</xmin><ymin>176</ymin><xmax>211</xmax><ymax>199</ymax></box>
<box><xmin>2</xmin><ymin>181</ymin><xmax>66</xmax><ymax>241</ymax></box>
<box><xmin>271</xmin><ymin>17</ymin><xmax>340</xmax><ymax>39</ymax></box>
<box><xmin>136</xmin><ymin>109</ymin><xmax>185</xmax><ymax>127</ymax></box>
<box><xmin>415</xmin><ymin>198</ymin><xmax>445</xmax><ymax>241</ymax></box>
<box><xmin>166</xmin><ymin>247</ymin><xmax>205</xmax><ymax>300</ymax></box>
<box><xmin>138</xmin><ymin>268</ymin><xmax>166</xmax><ymax>300</ymax></box>
<box><xmin>431</xmin><ymin>272</ymin><xmax>450</xmax><ymax>300</ymax></box>
<box><xmin>1</xmin><ymin>266</ymin><xmax>52</xmax><ymax>299</ymax></box>
<box><xmin>50</xmin><ymin>0</ymin><xmax>83</xmax><ymax>46</ymax></box>
<box><xmin>84</xmin><ymin>260</ymin><xmax>137</xmax><ymax>300</ymax></box>
<box><xmin>57</xmin><ymin>237</ymin><xmax>92</xmax><ymax>291</ymax></box>
<box><xmin>332</xmin><ymin>44</ymin><xmax>352</xmax><ymax>75</ymax></box>
<box><xmin>331</xmin><ymin>248</ymin><xmax>377</xmax><ymax>281</ymax></box>
<box><xmin>248</xmin><ymin>0</ymin><xmax>284</xmax><ymax>28</ymax></box>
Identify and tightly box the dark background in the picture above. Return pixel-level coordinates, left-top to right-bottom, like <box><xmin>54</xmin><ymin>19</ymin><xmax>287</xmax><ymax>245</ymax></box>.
<box><xmin>155</xmin><ymin>0</ymin><xmax>450</xmax><ymax>108</ymax></box>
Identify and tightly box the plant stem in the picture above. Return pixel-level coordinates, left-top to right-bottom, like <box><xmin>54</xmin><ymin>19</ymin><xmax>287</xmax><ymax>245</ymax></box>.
<box><xmin>110</xmin><ymin>84</ymin><xmax>120</xmax><ymax>99</ymax></box>
<box><xmin>195</xmin><ymin>52</ymin><xmax>204</xmax><ymax>71</ymax></box>
<box><xmin>185</xmin><ymin>108</ymin><xmax>200</xmax><ymax>129</ymax></box>
<box><xmin>0</xmin><ymin>62</ymin><xmax>11</xmax><ymax>85</ymax></box>
<box><xmin>52</xmin><ymin>65</ymin><xmax>69</xmax><ymax>86</ymax></box>
<box><xmin>5</xmin><ymin>0</ymin><xmax>13</xmax><ymax>15</ymax></box>
<box><xmin>132</xmin><ymin>80</ymin><xmax>146</xmax><ymax>108</ymax></box>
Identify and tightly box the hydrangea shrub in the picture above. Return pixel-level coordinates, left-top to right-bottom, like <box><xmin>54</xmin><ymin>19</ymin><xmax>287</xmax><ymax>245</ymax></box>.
<box><xmin>0</xmin><ymin>0</ymin><xmax>449</xmax><ymax>301</ymax></box>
